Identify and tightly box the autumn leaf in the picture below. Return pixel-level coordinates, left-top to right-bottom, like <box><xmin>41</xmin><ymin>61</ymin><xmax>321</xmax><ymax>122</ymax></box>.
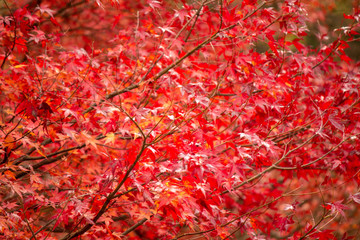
<box><xmin>0</xmin><ymin>0</ymin><xmax>359</xmax><ymax>239</ymax></box>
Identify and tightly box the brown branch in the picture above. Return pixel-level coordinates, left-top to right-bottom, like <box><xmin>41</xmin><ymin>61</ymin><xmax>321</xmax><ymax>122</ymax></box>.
<box><xmin>182</xmin><ymin>0</ymin><xmax>206</xmax><ymax>44</ymax></box>
<box><xmin>54</xmin><ymin>0</ymin><xmax>87</xmax><ymax>17</ymax></box>
<box><xmin>12</xmin><ymin>131</ymin><xmax>129</xmax><ymax>177</ymax></box>
<box><xmin>82</xmin><ymin>83</ymin><xmax>140</xmax><ymax>115</ymax></box>
<box><xmin>121</xmin><ymin>218</ymin><xmax>148</xmax><ymax>237</ymax></box>
<box><xmin>153</xmin><ymin>1</ymin><xmax>268</xmax><ymax>82</ymax></box>
<box><xmin>60</xmin><ymin>141</ymin><xmax>147</xmax><ymax>240</ymax></box>
<box><xmin>14</xmin><ymin>144</ymin><xmax>85</xmax><ymax>164</ymax></box>
<box><xmin>298</xmin><ymin>212</ymin><xmax>332</xmax><ymax>240</ymax></box>
<box><xmin>273</xmin><ymin>133</ymin><xmax>359</xmax><ymax>170</ymax></box>
<box><xmin>173</xmin><ymin>190</ymin><xmax>294</xmax><ymax>240</ymax></box>
<box><xmin>1</xmin><ymin>0</ymin><xmax>17</xmax><ymax>69</ymax></box>
<box><xmin>221</xmin><ymin>131</ymin><xmax>319</xmax><ymax>195</ymax></box>
<box><xmin>15</xmin><ymin>153</ymin><xmax>68</xmax><ymax>179</ymax></box>
<box><xmin>30</xmin><ymin>219</ymin><xmax>56</xmax><ymax>240</ymax></box>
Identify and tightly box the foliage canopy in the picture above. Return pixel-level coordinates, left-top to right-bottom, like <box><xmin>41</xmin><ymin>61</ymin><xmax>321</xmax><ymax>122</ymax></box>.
<box><xmin>1</xmin><ymin>0</ymin><xmax>360</xmax><ymax>239</ymax></box>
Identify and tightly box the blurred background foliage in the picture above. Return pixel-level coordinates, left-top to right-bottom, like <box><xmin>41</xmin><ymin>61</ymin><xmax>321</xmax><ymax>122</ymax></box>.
<box><xmin>306</xmin><ymin>0</ymin><xmax>360</xmax><ymax>60</ymax></box>
<box><xmin>1</xmin><ymin>0</ymin><xmax>358</xmax><ymax>59</ymax></box>
<box><xmin>253</xmin><ymin>0</ymin><xmax>360</xmax><ymax>60</ymax></box>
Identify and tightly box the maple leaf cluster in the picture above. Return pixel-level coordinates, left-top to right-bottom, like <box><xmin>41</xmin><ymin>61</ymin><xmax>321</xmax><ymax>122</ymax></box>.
<box><xmin>0</xmin><ymin>0</ymin><xmax>360</xmax><ymax>239</ymax></box>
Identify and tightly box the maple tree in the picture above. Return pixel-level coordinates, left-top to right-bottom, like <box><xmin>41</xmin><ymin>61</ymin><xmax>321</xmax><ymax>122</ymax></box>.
<box><xmin>1</xmin><ymin>0</ymin><xmax>360</xmax><ymax>239</ymax></box>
